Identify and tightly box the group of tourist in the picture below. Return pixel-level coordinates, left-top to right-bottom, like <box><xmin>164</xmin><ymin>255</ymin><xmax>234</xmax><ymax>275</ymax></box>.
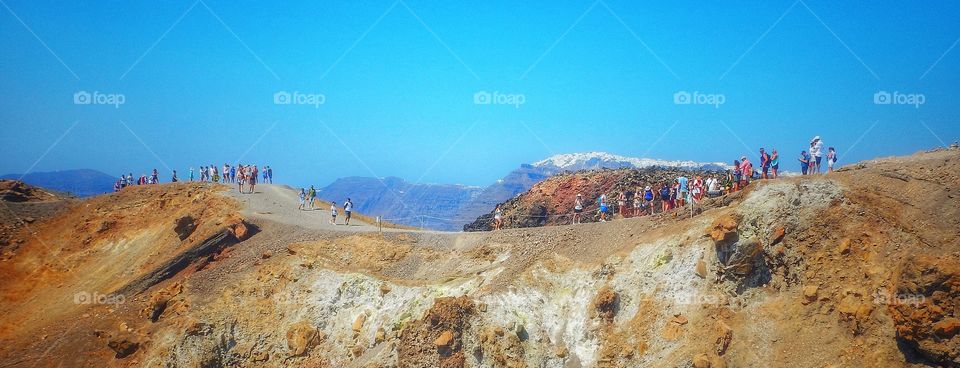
<box><xmin>797</xmin><ymin>136</ymin><xmax>837</xmax><ymax>175</ymax></box>
<box><xmin>113</xmin><ymin>164</ymin><xmax>273</xmax><ymax>194</ymax></box>
<box><xmin>113</xmin><ymin>169</ymin><xmax>162</xmax><ymax>191</ymax></box>
<box><xmin>298</xmin><ymin>189</ymin><xmax>354</xmax><ymax>226</ymax></box>
<box><xmin>563</xmin><ymin>135</ymin><xmax>839</xmax><ymax>225</ymax></box>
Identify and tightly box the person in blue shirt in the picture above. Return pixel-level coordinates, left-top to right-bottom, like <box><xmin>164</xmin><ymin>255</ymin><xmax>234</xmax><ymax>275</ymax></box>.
<box><xmin>799</xmin><ymin>150</ymin><xmax>811</xmax><ymax>175</ymax></box>
<box><xmin>677</xmin><ymin>175</ymin><xmax>689</xmax><ymax>207</ymax></box>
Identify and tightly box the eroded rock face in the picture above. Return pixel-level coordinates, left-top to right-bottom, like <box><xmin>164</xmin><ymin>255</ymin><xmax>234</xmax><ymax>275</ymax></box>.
<box><xmin>173</xmin><ymin>216</ymin><xmax>196</xmax><ymax>240</ymax></box>
<box><xmin>398</xmin><ymin>296</ymin><xmax>475</xmax><ymax>368</ymax></box>
<box><xmin>888</xmin><ymin>256</ymin><xmax>960</xmax><ymax>365</ymax></box>
<box><xmin>594</xmin><ymin>286</ymin><xmax>619</xmax><ymax>321</ymax></box>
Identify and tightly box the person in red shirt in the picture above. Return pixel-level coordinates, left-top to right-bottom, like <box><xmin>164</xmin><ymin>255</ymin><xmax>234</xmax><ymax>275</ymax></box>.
<box><xmin>739</xmin><ymin>156</ymin><xmax>753</xmax><ymax>188</ymax></box>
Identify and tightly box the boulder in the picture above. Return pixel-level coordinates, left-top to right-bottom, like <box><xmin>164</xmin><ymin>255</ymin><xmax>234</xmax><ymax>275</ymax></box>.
<box><xmin>802</xmin><ymin>285</ymin><xmax>819</xmax><ymax>305</ymax></box>
<box><xmin>692</xmin><ymin>353</ymin><xmax>712</xmax><ymax>368</ymax></box>
<box><xmin>696</xmin><ymin>258</ymin><xmax>708</xmax><ymax>278</ymax></box>
<box><xmin>714</xmin><ymin>320</ymin><xmax>733</xmax><ymax>356</ymax></box>
<box><xmin>725</xmin><ymin>238</ymin><xmax>763</xmax><ymax>276</ymax></box>
<box><xmin>285</xmin><ymin>321</ymin><xmax>320</xmax><ymax>356</ymax></box>
<box><xmin>352</xmin><ymin>314</ymin><xmax>366</xmax><ymax>332</ymax></box>
<box><xmin>708</xmin><ymin>214</ymin><xmax>739</xmax><ymax>243</ymax></box>
<box><xmin>434</xmin><ymin>330</ymin><xmax>454</xmax><ymax>347</ymax></box>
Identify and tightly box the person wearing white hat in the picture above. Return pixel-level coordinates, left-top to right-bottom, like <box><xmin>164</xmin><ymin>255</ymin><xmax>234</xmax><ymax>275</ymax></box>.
<box><xmin>810</xmin><ymin>136</ymin><xmax>823</xmax><ymax>174</ymax></box>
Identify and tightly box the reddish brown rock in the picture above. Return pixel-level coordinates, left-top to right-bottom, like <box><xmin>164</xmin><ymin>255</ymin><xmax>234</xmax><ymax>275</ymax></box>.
<box><xmin>708</xmin><ymin>214</ymin><xmax>739</xmax><ymax>243</ymax></box>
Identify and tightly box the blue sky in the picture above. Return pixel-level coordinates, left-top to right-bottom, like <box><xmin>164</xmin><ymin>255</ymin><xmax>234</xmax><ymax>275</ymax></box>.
<box><xmin>1</xmin><ymin>0</ymin><xmax>958</xmax><ymax>188</ymax></box>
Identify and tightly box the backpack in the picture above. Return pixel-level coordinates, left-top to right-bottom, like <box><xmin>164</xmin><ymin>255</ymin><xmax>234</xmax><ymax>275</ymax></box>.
<box><xmin>660</xmin><ymin>187</ymin><xmax>670</xmax><ymax>198</ymax></box>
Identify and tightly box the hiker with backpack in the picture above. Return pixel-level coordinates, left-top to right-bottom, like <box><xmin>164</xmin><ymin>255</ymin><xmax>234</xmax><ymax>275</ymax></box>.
<box><xmin>659</xmin><ymin>184</ymin><xmax>672</xmax><ymax>213</ymax></box>
<box><xmin>307</xmin><ymin>186</ymin><xmax>317</xmax><ymax>210</ymax></box>
<box><xmin>759</xmin><ymin>148</ymin><xmax>771</xmax><ymax>179</ymax></box>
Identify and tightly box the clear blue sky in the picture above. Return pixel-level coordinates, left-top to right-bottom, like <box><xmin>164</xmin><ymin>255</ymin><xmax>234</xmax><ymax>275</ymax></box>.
<box><xmin>1</xmin><ymin>0</ymin><xmax>958</xmax><ymax>188</ymax></box>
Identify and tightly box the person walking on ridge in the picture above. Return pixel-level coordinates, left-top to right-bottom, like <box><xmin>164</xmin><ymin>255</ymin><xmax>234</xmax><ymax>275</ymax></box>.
<box><xmin>598</xmin><ymin>194</ymin><xmax>608</xmax><ymax>222</ymax></box>
<box><xmin>799</xmin><ymin>150</ymin><xmax>811</xmax><ymax>175</ymax></box>
<box><xmin>810</xmin><ymin>136</ymin><xmax>823</xmax><ymax>174</ymax></box>
<box><xmin>330</xmin><ymin>201</ymin><xmax>338</xmax><ymax>224</ymax></box>
<box><xmin>573</xmin><ymin>194</ymin><xmax>584</xmax><ymax>224</ymax></box>
<box><xmin>827</xmin><ymin>147</ymin><xmax>837</xmax><ymax>173</ymax></box>
<box><xmin>759</xmin><ymin>148</ymin><xmax>771</xmax><ymax>179</ymax></box>
<box><xmin>343</xmin><ymin>198</ymin><xmax>353</xmax><ymax>225</ymax></box>
<box><xmin>770</xmin><ymin>149</ymin><xmax>780</xmax><ymax>179</ymax></box>
<box><xmin>298</xmin><ymin>189</ymin><xmax>306</xmax><ymax>211</ymax></box>
<box><xmin>617</xmin><ymin>191</ymin><xmax>627</xmax><ymax>218</ymax></box>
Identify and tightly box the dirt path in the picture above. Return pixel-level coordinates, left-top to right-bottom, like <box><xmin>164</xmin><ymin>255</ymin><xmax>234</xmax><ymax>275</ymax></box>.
<box><xmin>223</xmin><ymin>184</ymin><xmax>461</xmax><ymax>236</ymax></box>
<box><xmin>224</xmin><ymin>184</ymin><xmax>382</xmax><ymax>232</ymax></box>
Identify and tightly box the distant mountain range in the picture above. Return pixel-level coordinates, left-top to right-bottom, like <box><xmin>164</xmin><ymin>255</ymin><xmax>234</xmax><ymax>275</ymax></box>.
<box><xmin>0</xmin><ymin>169</ymin><xmax>116</xmax><ymax>197</ymax></box>
<box><xmin>319</xmin><ymin>152</ymin><xmax>729</xmax><ymax>231</ymax></box>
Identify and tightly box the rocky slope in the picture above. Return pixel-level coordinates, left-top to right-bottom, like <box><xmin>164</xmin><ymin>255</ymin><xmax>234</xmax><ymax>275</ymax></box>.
<box><xmin>0</xmin><ymin>149</ymin><xmax>958</xmax><ymax>367</ymax></box>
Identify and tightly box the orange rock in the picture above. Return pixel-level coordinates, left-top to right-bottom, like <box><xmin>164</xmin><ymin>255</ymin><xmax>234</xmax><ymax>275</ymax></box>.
<box><xmin>692</xmin><ymin>353</ymin><xmax>712</xmax><ymax>368</ymax></box>
<box><xmin>285</xmin><ymin>321</ymin><xmax>320</xmax><ymax>356</ymax></box>
<box><xmin>802</xmin><ymin>285</ymin><xmax>819</xmax><ymax>305</ymax></box>
<box><xmin>933</xmin><ymin>318</ymin><xmax>960</xmax><ymax>337</ymax></box>
<box><xmin>770</xmin><ymin>226</ymin><xmax>785</xmax><ymax>245</ymax></box>
<box><xmin>434</xmin><ymin>330</ymin><xmax>454</xmax><ymax>347</ymax></box>
<box><xmin>696</xmin><ymin>258</ymin><xmax>708</xmax><ymax>278</ymax></box>
<box><xmin>838</xmin><ymin>239</ymin><xmax>851</xmax><ymax>255</ymax></box>
<box><xmin>708</xmin><ymin>214</ymin><xmax>739</xmax><ymax>243</ymax></box>
<box><xmin>232</xmin><ymin>220</ymin><xmax>249</xmax><ymax>240</ymax></box>
<box><xmin>714</xmin><ymin>320</ymin><xmax>733</xmax><ymax>356</ymax></box>
<box><xmin>352</xmin><ymin>314</ymin><xmax>366</xmax><ymax>332</ymax></box>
